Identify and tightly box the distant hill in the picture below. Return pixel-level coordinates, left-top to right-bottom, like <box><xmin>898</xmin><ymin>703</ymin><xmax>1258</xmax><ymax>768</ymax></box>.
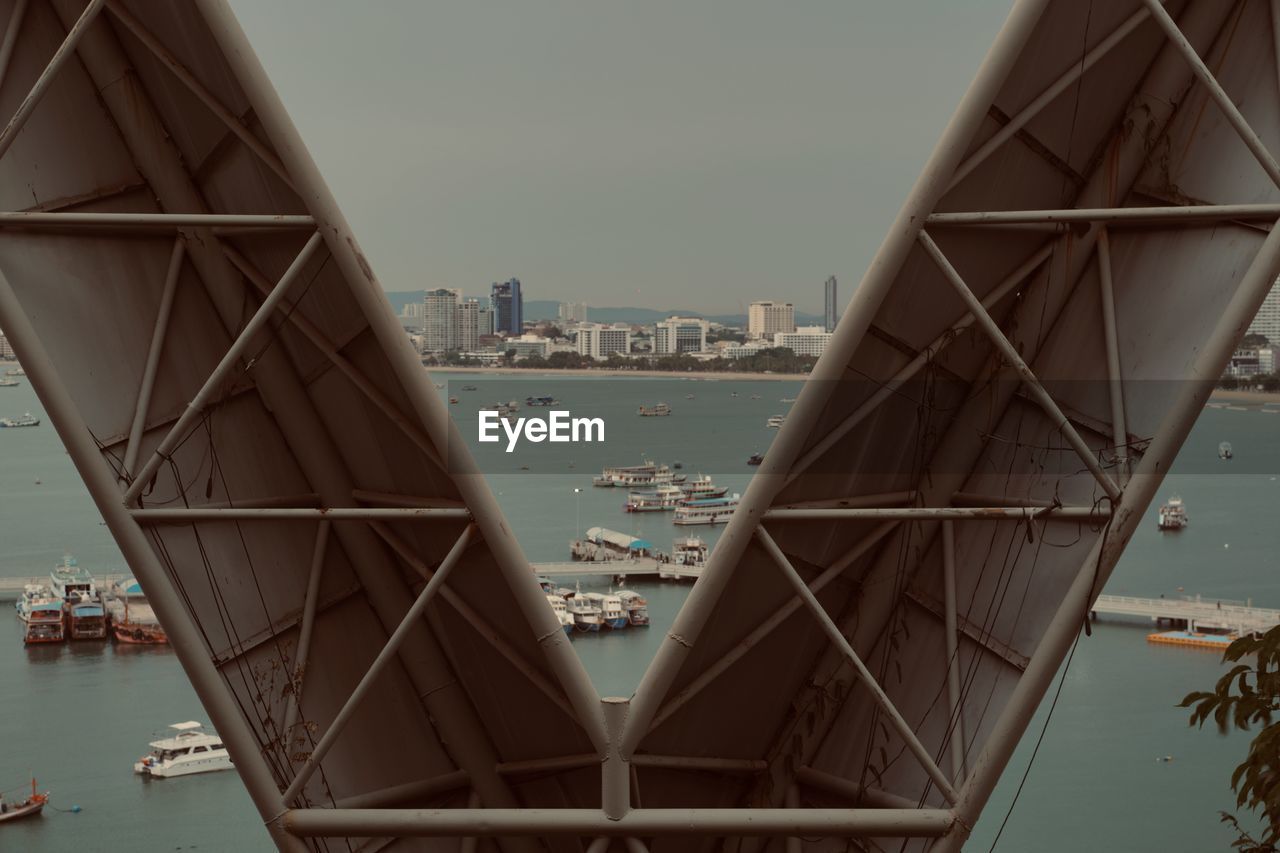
<box><xmin>382</xmin><ymin>291</ymin><xmax>821</xmax><ymax>327</ymax></box>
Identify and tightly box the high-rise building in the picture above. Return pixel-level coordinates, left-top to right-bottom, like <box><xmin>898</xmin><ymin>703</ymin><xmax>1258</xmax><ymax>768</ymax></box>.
<box><xmin>1248</xmin><ymin>277</ymin><xmax>1280</xmax><ymax>345</ymax></box>
<box><xmin>0</xmin><ymin>330</ymin><xmax>13</xmax><ymax>360</ymax></box>
<box><xmin>774</xmin><ymin>326</ymin><xmax>834</xmax><ymax>358</ymax></box>
<box><xmin>558</xmin><ymin>302</ymin><xmax>588</xmax><ymax>325</ymax></box>
<box><xmin>654</xmin><ymin>316</ymin><xmax>708</xmax><ymax>354</ymax></box>
<box><xmin>458</xmin><ymin>298</ymin><xmax>489</xmax><ymax>352</ymax></box>
<box><xmin>423</xmin><ymin>288</ymin><xmax>460</xmax><ymax>353</ymax></box>
<box><xmin>747</xmin><ymin>301</ymin><xmax>795</xmax><ymax>340</ymax></box>
<box><xmin>491</xmin><ymin>278</ymin><xmax>523</xmax><ymax>336</ymax></box>
<box><xmin>824</xmin><ymin>276</ymin><xmax>837</xmax><ymax>332</ymax></box>
<box><xmin>576</xmin><ymin>323</ymin><xmax>631</xmax><ymax>360</ymax></box>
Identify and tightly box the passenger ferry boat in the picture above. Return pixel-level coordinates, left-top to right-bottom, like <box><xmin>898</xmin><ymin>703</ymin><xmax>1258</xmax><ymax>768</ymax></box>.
<box><xmin>673</xmin><ymin>495</ymin><xmax>739</xmax><ymax>526</ymax></box>
<box><xmin>49</xmin><ymin>555</ymin><xmax>95</xmax><ymax>601</ymax></box>
<box><xmin>679</xmin><ymin>475</ymin><xmax>726</xmax><ymax>499</ymax></box>
<box><xmin>105</xmin><ymin>578</ymin><xmax>168</xmax><ymax>644</ymax></box>
<box><xmin>134</xmin><ymin>722</ymin><xmax>233</xmax><ymax>778</ymax></box>
<box><xmin>581</xmin><ymin>592</ymin><xmax>628</xmax><ymax>629</ymax></box>
<box><xmin>49</xmin><ymin>555</ymin><xmax>105</xmax><ymax>640</ymax></box>
<box><xmin>1157</xmin><ymin>496</ymin><xmax>1188</xmax><ymax>531</ymax></box>
<box><xmin>564</xmin><ymin>594</ymin><xmax>603</xmax><ymax>632</ymax></box>
<box><xmin>22</xmin><ymin>597</ymin><xmax>65</xmax><ymax>644</ymax></box>
<box><xmin>616</xmin><ymin>590</ymin><xmax>650</xmax><ymax>626</ymax></box>
<box><xmin>595</xmin><ymin>462</ymin><xmax>684</xmax><ymax>489</ymax></box>
<box><xmin>0</xmin><ymin>412</ymin><xmax>38</xmax><ymax>427</ymax></box>
<box><xmin>545</xmin><ymin>594</ymin><xmax>574</xmax><ymax>635</ymax></box>
<box><xmin>625</xmin><ymin>485</ymin><xmax>686</xmax><ymax>512</ymax></box>
<box><xmin>637</xmin><ymin>402</ymin><xmax>672</xmax><ymax>417</ymax></box>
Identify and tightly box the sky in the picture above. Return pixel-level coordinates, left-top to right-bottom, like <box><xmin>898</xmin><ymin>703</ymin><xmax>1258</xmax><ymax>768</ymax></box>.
<box><xmin>226</xmin><ymin>1</ymin><xmax>1017</xmax><ymax>315</ymax></box>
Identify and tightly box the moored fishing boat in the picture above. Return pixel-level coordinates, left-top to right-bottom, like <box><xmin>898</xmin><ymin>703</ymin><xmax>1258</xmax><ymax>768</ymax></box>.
<box><xmin>673</xmin><ymin>495</ymin><xmax>739</xmax><ymax>526</ymax></box>
<box><xmin>105</xmin><ymin>578</ymin><xmax>168</xmax><ymax>644</ymax></box>
<box><xmin>134</xmin><ymin>722</ymin><xmax>233</xmax><ymax>778</ymax></box>
<box><xmin>0</xmin><ymin>779</ymin><xmax>49</xmax><ymax>823</ymax></box>
<box><xmin>545</xmin><ymin>594</ymin><xmax>574</xmax><ymax>635</ymax></box>
<box><xmin>66</xmin><ymin>595</ymin><xmax>107</xmax><ymax>640</ymax></box>
<box><xmin>582</xmin><ymin>592</ymin><xmax>628</xmax><ymax>629</ymax></box>
<box><xmin>616</xmin><ymin>589</ymin><xmax>650</xmax><ymax>626</ymax></box>
<box><xmin>23</xmin><ymin>598</ymin><xmax>64</xmax><ymax>644</ymax></box>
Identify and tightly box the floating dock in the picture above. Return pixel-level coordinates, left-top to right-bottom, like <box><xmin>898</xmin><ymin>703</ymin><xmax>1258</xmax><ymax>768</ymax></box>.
<box><xmin>532</xmin><ymin>559</ymin><xmax>700</xmax><ymax>581</ymax></box>
<box><xmin>1147</xmin><ymin>630</ymin><xmax>1236</xmax><ymax>651</ymax></box>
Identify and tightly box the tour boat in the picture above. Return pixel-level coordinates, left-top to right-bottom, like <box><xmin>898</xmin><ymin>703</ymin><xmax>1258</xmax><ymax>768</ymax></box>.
<box><xmin>134</xmin><ymin>722</ymin><xmax>234</xmax><ymax>778</ymax></box>
<box><xmin>0</xmin><ymin>779</ymin><xmax>49</xmax><ymax>823</ymax></box>
<box><xmin>1157</xmin><ymin>496</ymin><xmax>1188</xmax><ymax>531</ymax></box>
<box><xmin>767</xmin><ymin>415</ymin><xmax>786</xmax><ymax>428</ymax></box>
<box><xmin>545</xmin><ymin>594</ymin><xmax>574</xmax><ymax>635</ymax></box>
<box><xmin>673</xmin><ymin>495</ymin><xmax>739</xmax><ymax>526</ymax></box>
<box><xmin>0</xmin><ymin>412</ymin><xmax>38</xmax><ymax>428</ymax></box>
<box><xmin>637</xmin><ymin>402</ymin><xmax>672</xmax><ymax>417</ymax></box>
<box><xmin>616</xmin><ymin>590</ymin><xmax>650</xmax><ymax>626</ymax></box>
<box><xmin>22</xmin><ymin>597</ymin><xmax>65</xmax><ymax>644</ymax></box>
<box><xmin>625</xmin><ymin>485</ymin><xmax>686</xmax><ymax>512</ymax></box>
<box><xmin>49</xmin><ymin>555</ymin><xmax>95</xmax><ymax>602</ymax></box>
<box><xmin>581</xmin><ymin>592</ymin><xmax>628</xmax><ymax>630</ymax></box>
<box><xmin>679</xmin><ymin>475</ymin><xmax>727</xmax><ymax>500</ymax></box>
<box><xmin>0</xmin><ymin>378</ymin><xmax>17</xmax><ymax>387</ymax></box>
<box><xmin>564</xmin><ymin>595</ymin><xmax>603</xmax><ymax>633</ymax></box>
<box><xmin>1219</xmin><ymin>441</ymin><xmax>1233</xmax><ymax>460</ymax></box>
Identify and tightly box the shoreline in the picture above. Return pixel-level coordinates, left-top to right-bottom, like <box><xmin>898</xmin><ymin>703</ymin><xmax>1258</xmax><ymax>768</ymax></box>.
<box><xmin>426</xmin><ymin>365</ymin><xmax>806</xmax><ymax>382</ymax></box>
<box><xmin>1208</xmin><ymin>389</ymin><xmax>1280</xmax><ymax>405</ymax></box>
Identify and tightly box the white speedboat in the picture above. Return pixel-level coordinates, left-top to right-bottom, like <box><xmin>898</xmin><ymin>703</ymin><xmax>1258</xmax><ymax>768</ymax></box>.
<box><xmin>134</xmin><ymin>722</ymin><xmax>233</xmax><ymax>778</ymax></box>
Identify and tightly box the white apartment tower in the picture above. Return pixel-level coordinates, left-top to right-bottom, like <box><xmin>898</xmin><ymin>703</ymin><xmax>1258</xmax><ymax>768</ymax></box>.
<box><xmin>1249</xmin><ymin>277</ymin><xmax>1280</xmax><ymax>344</ymax></box>
<box><xmin>654</xmin><ymin>316</ymin><xmax>708</xmax><ymax>354</ymax></box>
<box><xmin>558</xmin><ymin>302</ymin><xmax>588</xmax><ymax>325</ymax></box>
<box><xmin>576</xmin><ymin>323</ymin><xmax>631</xmax><ymax>360</ymax></box>
<box><xmin>748</xmin><ymin>301</ymin><xmax>795</xmax><ymax>340</ymax></box>
<box><xmin>423</xmin><ymin>288</ymin><xmax>461</xmax><ymax>353</ymax></box>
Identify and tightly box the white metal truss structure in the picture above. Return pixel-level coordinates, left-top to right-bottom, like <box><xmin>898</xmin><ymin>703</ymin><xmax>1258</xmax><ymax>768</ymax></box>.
<box><xmin>0</xmin><ymin>0</ymin><xmax>1277</xmax><ymax>851</ymax></box>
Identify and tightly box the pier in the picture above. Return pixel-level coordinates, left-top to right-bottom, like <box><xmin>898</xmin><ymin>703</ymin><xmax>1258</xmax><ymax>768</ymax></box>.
<box><xmin>532</xmin><ymin>559</ymin><xmax>701</xmax><ymax>581</ymax></box>
<box><xmin>1091</xmin><ymin>594</ymin><xmax>1280</xmax><ymax>635</ymax></box>
<box><xmin>0</xmin><ymin>574</ymin><xmax>128</xmax><ymax>601</ymax></box>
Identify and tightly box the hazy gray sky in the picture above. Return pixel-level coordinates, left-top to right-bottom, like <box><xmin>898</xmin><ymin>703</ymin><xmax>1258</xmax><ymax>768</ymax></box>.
<box><xmin>227</xmin><ymin>1</ymin><xmax>1015</xmax><ymax>315</ymax></box>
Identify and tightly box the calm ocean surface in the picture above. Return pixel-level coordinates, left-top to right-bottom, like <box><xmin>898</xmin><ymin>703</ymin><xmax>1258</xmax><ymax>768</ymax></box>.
<box><xmin>0</xmin><ymin>371</ymin><xmax>1275</xmax><ymax>851</ymax></box>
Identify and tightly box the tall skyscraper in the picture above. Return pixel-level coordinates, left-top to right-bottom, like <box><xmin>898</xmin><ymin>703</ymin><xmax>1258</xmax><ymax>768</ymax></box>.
<box><xmin>423</xmin><ymin>288</ymin><xmax>460</xmax><ymax>353</ymax></box>
<box><xmin>558</xmin><ymin>301</ymin><xmax>588</xmax><ymax>325</ymax></box>
<box><xmin>824</xmin><ymin>276</ymin><xmax>837</xmax><ymax>332</ymax></box>
<box><xmin>1248</xmin><ymin>276</ymin><xmax>1280</xmax><ymax>344</ymax></box>
<box><xmin>491</xmin><ymin>278</ymin><xmax>524</xmax><ymax>336</ymax></box>
<box><xmin>458</xmin><ymin>298</ymin><xmax>488</xmax><ymax>352</ymax></box>
<box><xmin>747</xmin><ymin>301</ymin><xmax>796</xmax><ymax>340</ymax></box>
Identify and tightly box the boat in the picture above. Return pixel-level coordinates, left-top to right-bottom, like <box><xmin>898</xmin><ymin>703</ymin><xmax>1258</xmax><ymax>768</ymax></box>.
<box><xmin>616</xmin><ymin>589</ymin><xmax>650</xmax><ymax>626</ymax></box>
<box><xmin>0</xmin><ymin>378</ymin><xmax>17</xmax><ymax>387</ymax></box>
<box><xmin>15</xmin><ymin>584</ymin><xmax>51</xmax><ymax>622</ymax></box>
<box><xmin>625</xmin><ymin>485</ymin><xmax>686</xmax><ymax>512</ymax></box>
<box><xmin>460</xmin><ymin>384</ymin><xmax>478</xmax><ymax>391</ymax></box>
<box><xmin>3</xmin><ymin>367</ymin><xmax>24</xmax><ymax>376</ymax></box>
<box><xmin>545</xmin><ymin>594</ymin><xmax>574</xmax><ymax>635</ymax></box>
<box><xmin>1219</xmin><ymin>441</ymin><xmax>1233</xmax><ymax>460</ymax></box>
<box><xmin>1157</xmin><ymin>496</ymin><xmax>1188</xmax><ymax>531</ymax></box>
<box><xmin>766</xmin><ymin>415</ymin><xmax>786</xmax><ymax>428</ymax></box>
<box><xmin>673</xmin><ymin>495</ymin><xmax>740</xmax><ymax>526</ymax></box>
<box><xmin>750</xmin><ymin>394</ymin><xmax>761</xmax><ymax>400</ymax></box>
<box><xmin>581</xmin><ymin>592</ymin><xmax>628</xmax><ymax>629</ymax></box>
<box><xmin>525</xmin><ymin>395</ymin><xmax>560</xmax><ymax>407</ymax></box>
<box><xmin>747</xmin><ymin>453</ymin><xmax>764</xmax><ymax>465</ymax></box>
<box><xmin>0</xmin><ymin>779</ymin><xmax>49</xmax><ymax>823</ymax></box>
<box><xmin>637</xmin><ymin>402</ymin><xmax>672</xmax><ymax>417</ymax></box>
<box><xmin>134</xmin><ymin>722</ymin><xmax>234</xmax><ymax>778</ymax></box>
<box><xmin>670</xmin><ymin>537</ymin><xmax>709</xmax><ymax>568</ymax></box>
<box><xmin>448</xmin><ymin>396</ymin><xmax>458</xmax><ymax>404</ymax></box>
<box><xmin>595</xmin><ymin>461</ymin><xmax>681</xmax><ymax>489</ymax></box>
<box><xmin>105</xmin><ymin>578</ymin><xmax>168</xmax><ymax>644</ymax></box>
<box><xmin>0</xmin><ymin>412</ymin><xmax>38</xmax><ymax>428</ymax></box>
<box><xmin>781</xmin><ymin>397</ymin><xmax>796</xmax><ymax>403</ymax></box>
<box><xmin>685</xmin><ymin>394</ymin><xmax>695</xmax><ymax>400</ymax></box>
<box><xmin>22</xmin><ymin>596</ymin><xmax>65</xmax><ymax>644</ymax></box>
<box><xmin>564</xmin><ymin>593</ymin><xmax>603</xmax><ymax>633</ymax></box>
<box><xmin>49</xmin><ymin>555</ymin><xmax>95</xmax><ymax>602</ymax></box>
<box><xmin>66</xmin><ymin>595</ymin><xmax>107</xmax><ymax>640</ymax></box>
<box><xmin>679</xmin><ymin>474</ymin><xmax>727</xmax><ymax>499</ymax></box>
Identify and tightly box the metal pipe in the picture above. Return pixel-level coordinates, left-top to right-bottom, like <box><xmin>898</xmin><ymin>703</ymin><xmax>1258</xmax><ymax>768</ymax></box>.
<box><xmin>131</xmin><ymin>507</ymin><xmax>472</xmax><ymax>523</ymax></box>
<box><xmin>623</xmin><ymin>840</ymin><xmax>649</xmax><ymax>853</ymax></box>
<box><xmin>754</xmin><ymin>527</ymin><xmax>959</xmax><ymax>805</ymax></box>
<box><xmin>122</xmin><ymin>231</ymin><xmax>325</xmax><ymax>505</ymax></box>
<box><xmin>0</xmin><ymin>271</ymin><xmax>306</xmax><ymax>852</ymax></box>
<box><xmin>926</xmin><ymin>203</ymin><xmax>1280</xmax><ymax>226</ymax></box>
<box><xmin>586</xmin><ymin>839</ymin><xmax>611</xmax><ymax>853</ymax></box>
<box><xmin>460</xmin><ymin>789</ymin><xmax>483</xmax><ymax>853</ymax></box>
<box><xmin>936</xmin><ymin>200</ymin><xmax>1280</xmax><ymax>853</ymax></box>
<box><xmin>941</xmin><ymin>521</ymin><xmax>966</xmax><ymax>784</ymax></box>
<box><xmin>332</xmin><ymin>771</ymin><xmax>469</xmax><ymax>810</ymax></box>
<box><xmin>648</xmin><ymin>523</ymin><xmax>900</xmax><ymax>732</ymax></box>
<box><xmin>497</xmin><ymin>753</ymin><xmax>768</xmax><ymax>777</ymax></box>
<box><xmin>0</xmin><ymin>0</ymin><xmax>30</xmax><ymax>95</ymax></box>
<box><xmin>101</xmin><ymin>0</ymin><xmax>296</xmax><ymax>190</ymax></box>
<box><xmin>918</xmin><ymin>231</ymin><xmax>1120</xmax><ymax>501</ymax></box>
<box><xmin>351</xmin><ymin>489</ymin><xmax>464</xmax><ymax>509</ymax></box>
<box><xmin>0</xmin><ymin>0</ymin><xmax>105</xmax><ymax>163</ymax></box>
<box><xmin>195</xmin><ymin>0</ymin><xmax>609</xmax><ymax>756</ymax></box>
<box><xmin>0</xmin><ymin>211</ymin><xmax>314</xmax><ymax>228</ymax></box>
<box><xmin>280</xmin><ymin>808</ymin><xmax>956</xmax><ymax>838</ymax></box>
<box><xmin>762</xmin><ymin>506</ymin><xmax>1108</xmax><ymax>521</ymax></box>
<box><xmin>947</xmin><ymin>5</ymin><xmax>1154</xmax><ymax>190</ymax></box>
<box><xmin>1096</xmin><ymin>229</ymin><xmax>1129</xmax><ymax>465</ymax></box>
<box><xmin>282</xmin><ymin>525</ymin><xmax>476</xmax><ymax>803</ymax></box>
<box><xmin>784</xmin><ymin>785</ymin><xmax>801</xmax><ymax>853</ymax></box>
<box><xmin>281</xmin><ymin>520</ymin><xmax>329</xmax><ymax>739</ymax></box>
<box><xmin>786</xmin><ymin>242</ymin><xmax>1053</xmax><ymax>486</ymax></box>
<box><xmin>794</xmin><ymin>767</ymin><xmax>920</xmax><ymax>811</ymax></box>
<box><xmin>1141</xmin><ymin>0</ymin><xmax>1280</xmax><ymax>189</ymax></box>
<box><xmin>602</xmin><ymin>698</ymin><xmax>631</xmax><ymax>820</ymax></box>
<box><xmin>122</xmin><ymin>237</ymin><xmax>185</xmax><ymax>478</ymax></box>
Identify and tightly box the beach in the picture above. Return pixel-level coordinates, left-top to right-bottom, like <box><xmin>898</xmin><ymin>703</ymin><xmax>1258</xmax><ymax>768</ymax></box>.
<box><xmin>427</xmin><ymin>365</ymin><xmax>806</xmax><ymax>382</ymax></box>
<box><xmin>1209</xmin><ymin>388</ymin><xmax>1280</xmax><ymax>405</ymax></box>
